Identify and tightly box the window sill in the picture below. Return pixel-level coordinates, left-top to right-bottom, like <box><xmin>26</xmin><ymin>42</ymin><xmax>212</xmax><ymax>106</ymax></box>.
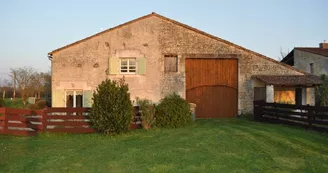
<box><xmin>108</xmin><ymin>74</ymin><xmax>141</xmax><ymax>78</ymax></box>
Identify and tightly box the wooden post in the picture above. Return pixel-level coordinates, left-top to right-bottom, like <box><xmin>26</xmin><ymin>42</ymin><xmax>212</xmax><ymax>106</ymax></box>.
<box><xmin>254</xmin><ymin>100</ymin><xmax>264</xmax><ymax>121</ymax></box>
<box><xmin>307</xmin><ymin>104</ymin><xmax>313</xmax><ymax>129</ymax></box>
<box><xmin>274</xmin><ymin>102</ymin><xmax>279</xmax><ymax>120</ymax></box>
<box><xmin>260</xmin><ymin>100</ymin><xmax>265</xmax><ymax>121</ymax></box>
<box><xmin>42</xmin><ymin>108</ymin><xmax>47</xmax><ymax>132</ymax></box>
<box><xmin>254</xmin><ymin>101</ymin><xmax>259</xmax><ymax>120</ymax></box>
<box><xmin>3</xmin><ymin>107</ymin><xmax>7</xmax><ymax>134</ymax></box>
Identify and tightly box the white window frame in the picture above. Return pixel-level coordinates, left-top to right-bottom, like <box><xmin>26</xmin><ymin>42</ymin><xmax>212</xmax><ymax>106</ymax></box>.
<box><xmin>120</xmin><ymin>58</ymin><xmax>137</xmax><ymax>74</ymax></box>
<box><xmin>65</xmin><ymin>90</ymin><xmax>83</xmax><ymax>108</ymax></box>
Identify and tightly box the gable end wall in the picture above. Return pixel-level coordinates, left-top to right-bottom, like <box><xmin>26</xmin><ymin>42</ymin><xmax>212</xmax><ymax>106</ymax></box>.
<box><xmin>51</xmin><ymin>15</ymin><xmax>303</xmax><ymax>114</ymax></box>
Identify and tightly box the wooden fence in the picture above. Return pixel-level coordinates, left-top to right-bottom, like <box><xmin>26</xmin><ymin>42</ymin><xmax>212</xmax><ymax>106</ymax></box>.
<box><xmin>254</xmin><ymin>100</ymin><xmax>328</xmax><ymax>131</ymax></box>
<box><xmin>0</xmin><ymin>107</ymin><xmax>143</xmax><ymax>136</ymax></box>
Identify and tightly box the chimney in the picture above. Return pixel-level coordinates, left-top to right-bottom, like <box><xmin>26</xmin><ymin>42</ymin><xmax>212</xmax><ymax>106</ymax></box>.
<box><xmin>320</xmin><ymin>40</ymin><xmax>328</xmax><ymax>49</ymax></box>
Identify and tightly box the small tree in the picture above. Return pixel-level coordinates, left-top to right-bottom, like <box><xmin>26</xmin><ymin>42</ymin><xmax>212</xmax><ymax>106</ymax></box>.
<box><xmin>316</xmin><ymin>74</ymin><xmax>328</xmax><ymax>106</ymax></box>
<box><xmin>90</xmin><ymin>78</ymin><xmax>133</xmax><ymax>135</ymax></box>
<box><xmin>136</xmin><ymin>98</ymin><xmax>155</xmax><ymax>129</ymax></box>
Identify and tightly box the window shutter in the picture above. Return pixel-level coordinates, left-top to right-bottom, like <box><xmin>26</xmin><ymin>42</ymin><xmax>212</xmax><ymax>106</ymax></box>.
<box><xmin>83</xmin><ymin>90</ymin><xmax>93</xmax><ymax>108</ymax></box>
<box><xmin>52</xmin><ymin>89</ymin><xmax>65</xmax><ymax>107</ymax></box>
<box><xmin>137</xmin><ymin>57</ymin><xmax>146</xmax><ymax>75</ymax></box>
<box><xmin>108</xmin><ymin>57</ymin><xmax>120</xmax><ymax>74</ymax></box>
<box><xmin>164</xmin><ymin>56</ymin><xmax>178</xmax><ymax>72</ymax></box>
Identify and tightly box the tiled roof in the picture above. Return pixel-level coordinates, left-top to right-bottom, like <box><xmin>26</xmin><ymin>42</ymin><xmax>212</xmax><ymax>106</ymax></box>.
<box><xmin>295</xmin><ymin>48</ymin><xmax>328</xmax><ymax>57</ymax></box>
<box><xmin>253</xmin><ymin>75</ymin><xmax>322</xmax><ymax>87</ymax></box>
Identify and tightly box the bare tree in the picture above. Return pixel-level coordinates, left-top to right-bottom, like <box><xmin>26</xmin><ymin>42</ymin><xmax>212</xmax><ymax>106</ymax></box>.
<box><xmin>9</xmin><ymin>70</ymin><xmax>17</xmax><ymax>99</ymax></box>
<box><xmin>10</xmin><ymin>67</ymin><xmax>36</xmax><ymax>105</ymax></box>
<box><xmin>43</xmin><ymin>72</ymin><xmax>51</xmax><ymax>101</ymax></box>
<box><xmin>0</xmin><ymin>78</ymin><xmax>9</xmax><ymax>99</ymax></box>
<box><xmin>30</xmin><ymin>72</ymin><xmax>46</xmax><ymax>99</ymax></box>
<box><xmin>277</xmin><ymin>47</ymin><xmax>290</xmax><ymax>61</ymax></box>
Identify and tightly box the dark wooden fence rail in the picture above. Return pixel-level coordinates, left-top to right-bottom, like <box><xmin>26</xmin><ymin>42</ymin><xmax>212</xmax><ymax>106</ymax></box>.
<box><xmin>0</xmin><ymin>108</ymin><xmax>5</xmax><ymax>134</ymax></box>
<box><xmin>45</xmin><ymin>108</ymin><xmax>95</xmax><ymax>134</ymax></box>
<box><xmin>0</xmin><ymin>107</ymin><xmax>143</xmax><ymax>136</ymax></box>
<box><xmin>254</xmin><ymin>100</ymin><xmax>328</xmax><ymax>130</ymax></box>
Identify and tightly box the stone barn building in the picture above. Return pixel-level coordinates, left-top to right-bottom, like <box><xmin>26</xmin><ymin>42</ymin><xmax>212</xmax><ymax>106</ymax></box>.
<box><xmin>48</xmin><ymin>12</ymin><xmax>320</xmax><ymax>118</ymax></box>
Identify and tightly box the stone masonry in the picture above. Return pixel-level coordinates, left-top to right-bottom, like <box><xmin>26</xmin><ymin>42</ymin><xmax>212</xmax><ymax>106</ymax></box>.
<box><xmin>50</xmin><ymin>13</ymin><xmax>304</xmax><ymax>114</ymax></box>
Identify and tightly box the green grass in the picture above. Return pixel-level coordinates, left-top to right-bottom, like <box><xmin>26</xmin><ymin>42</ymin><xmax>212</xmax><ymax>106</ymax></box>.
<box><xmin>0</xmin><ymin>118</ymin><xmax>328</xmax><ymax>173</ymax></box>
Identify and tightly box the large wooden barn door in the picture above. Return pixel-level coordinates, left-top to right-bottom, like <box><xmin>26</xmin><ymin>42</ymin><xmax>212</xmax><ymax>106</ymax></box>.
<box><xmin>185</xmin><ymin>58</ymin><xmax>238</xmax><ymax>118</ymax></box>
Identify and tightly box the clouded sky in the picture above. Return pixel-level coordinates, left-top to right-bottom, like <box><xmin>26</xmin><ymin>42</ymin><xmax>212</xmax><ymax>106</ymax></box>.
<box><xmin>0</xmin><ymin>0</ymin><xmax>327</xmax><ymax>78</ymax></box>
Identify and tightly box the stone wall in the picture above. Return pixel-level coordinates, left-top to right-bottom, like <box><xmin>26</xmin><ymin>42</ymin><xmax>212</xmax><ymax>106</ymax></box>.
<box><xmin>51</xmin><ymin>14</ymin><xmax>304</xmax><ymax>113</ymax></box>
<box><xmin>294</xmin><ymin>49</ymin><xmax>328</xmax><ymax>76</ymax></box>
<box><xmin>157</xmin><ymin>17</ymin><xmax>303</xmax><ymax>113</ymax></box>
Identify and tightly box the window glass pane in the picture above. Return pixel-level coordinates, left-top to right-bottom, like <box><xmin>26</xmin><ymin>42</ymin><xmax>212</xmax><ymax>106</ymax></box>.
<box><xmin>121</xmin><ymin>60</ymin><xmax>128</xmax><ymax>65</ymax></box>
<box><xmin>129</xmin><ymin>60</ymin><xmax>136</xmax><ymax>66</ymax></box>
<box><xmin>120</xmin><ymin>58</ymin><xmax>136</xmax><ymax>74</ymax></box>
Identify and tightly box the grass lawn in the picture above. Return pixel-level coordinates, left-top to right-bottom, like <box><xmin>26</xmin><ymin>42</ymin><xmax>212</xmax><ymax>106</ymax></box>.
<box><xmin>0</xmin><ymin>118</ymin><xmax>328</xmax><ymax>173</ymax></box>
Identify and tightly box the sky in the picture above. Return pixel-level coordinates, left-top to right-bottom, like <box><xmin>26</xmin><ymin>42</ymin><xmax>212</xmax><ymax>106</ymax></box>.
<box><xmin>0</xmin><ymin>0</ymin><xmax>327</xmax><ymax>79</ymax></box>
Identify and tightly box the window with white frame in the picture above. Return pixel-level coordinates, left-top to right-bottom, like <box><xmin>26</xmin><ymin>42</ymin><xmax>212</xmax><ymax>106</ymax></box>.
<box><xmin>66</xmin><ymin>90</ymin><xmax>83</xmax><ymax>108</ymax></box>
<box><xmin>120</xmin><ymin>58</ymin><xmax>136</xmax><ymax>74</ymax></box>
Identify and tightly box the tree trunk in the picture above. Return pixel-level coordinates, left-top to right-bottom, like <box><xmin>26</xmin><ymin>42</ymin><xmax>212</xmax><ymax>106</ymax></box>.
<box><xmin>13</xmin><ymin>72</ymin><xmax>16</xmax><ymax>99</ymax></box>
<box><xmin>2</xmin><ymin>90</ymin><xmax>5</xmax><ymax>100</ymax></box>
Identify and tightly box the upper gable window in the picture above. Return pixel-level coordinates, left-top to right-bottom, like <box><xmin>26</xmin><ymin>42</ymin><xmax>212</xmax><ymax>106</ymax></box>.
<box><xmin>164</xmin><ymin>55</ymin><xmax>178</xmax><ymax>73</ymax></box>
<box><xmin>120</xmin><ymin>58</ymin><xmax>136</xmax><ymax>74</ymax></box>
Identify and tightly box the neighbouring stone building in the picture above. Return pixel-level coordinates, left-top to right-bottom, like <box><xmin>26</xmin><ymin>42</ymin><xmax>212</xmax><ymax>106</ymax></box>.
<box><xmin>282</xmin><ymin>42</ymin><xmax>328</xmax><ymax>76</ymax></box>
<box><xmin>281</xmin><ymin>42</ymin><xmax>328</xmax><ymax>105</ymax></box>
<box><xmin>48</xmin><ymin>12</ymin><xmax>321</xmax><ymax>118</ymax></box>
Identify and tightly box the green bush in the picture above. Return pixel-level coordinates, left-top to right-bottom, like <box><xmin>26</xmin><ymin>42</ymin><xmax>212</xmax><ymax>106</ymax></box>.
<box><xmin>0</xmin><ymin>99</ymin><xmax>4</xmax><ymax>107</ymax></box>
<box><xmin>27</xmin><ymin>104</ymin><xmax>37</xmax><ymax>110</ymax></box>
<box><xmin>36</xmin><ymin>100</ymin><xmax>47</xmax><ymax>109</ymax></box>
<box><xmin>90</xmin><ymin>78</ymin><xmax>133</xmax><ymax>135</ymax></box>
<box><xmin>136</xmin><ymin>98</ymin><xmax>155</xmax><ymax>129</ymax></box>
<box><xmin>4</xmin><ymin>99</ymin><xmax>25</xmax><ymax>108</ymax></box>
<box><xmin>155</xmin><ymin>93</ymin><xmax>192</xmax><ymax>128</ymax></box>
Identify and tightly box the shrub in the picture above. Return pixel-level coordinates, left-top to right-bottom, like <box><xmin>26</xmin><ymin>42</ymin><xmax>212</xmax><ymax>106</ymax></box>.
<box><xmin>0</xmin><ymin>99</ymin><xmax>4</xmax><ymax>107</ymax></box>
<box><xmin>27</xmin><ymin>104</ymin><xmax>37</xmax><ymax>110</ymax></box>
<box><xmin>90</xmin><ymin>78</ymin><xmax>133</xmax><ymax>135</ymax></box>
<box><xmin>36</xmin><ymin>100</ymin><xmax>47</xmax><ymax>109</ymax></box>
<box><xmin>4</xmin><ymin>99</ymin><xmax>25</xmax><ymax>108</ymax></box>
<box><xmin>136</xmin><ymin>98</ymin><xmax>155</xmax><ymax>129</ymax></box>
<box><xmin>155</xmin><ymin>93</ymin><xmax>192</xmax><ymax>128</ymax></box>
